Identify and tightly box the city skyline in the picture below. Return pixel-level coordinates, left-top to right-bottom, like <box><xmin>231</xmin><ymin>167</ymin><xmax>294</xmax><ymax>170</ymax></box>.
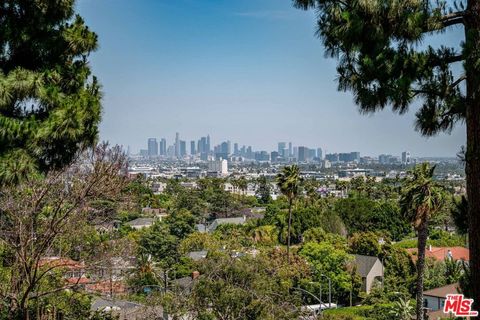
<box><xmin>78</xmin><ymin>0</ymin><xmax>465</xmax><ymax>157</ymax></box>
<box><xmin>137</xmin><ymin>133</ymin><xmax>424</xmax><ymax>162</ymax></box>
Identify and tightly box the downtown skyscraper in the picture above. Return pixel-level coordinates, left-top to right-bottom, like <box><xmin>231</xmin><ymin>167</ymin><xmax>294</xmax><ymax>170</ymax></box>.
<box><xmin>147</xmin><ymin>138</ymin><xmax>158</xmax><ymax>156</ymax></box>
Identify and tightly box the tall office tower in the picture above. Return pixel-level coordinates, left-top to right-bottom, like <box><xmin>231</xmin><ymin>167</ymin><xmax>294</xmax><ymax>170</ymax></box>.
<box><xmin>247</xmin><ymin>146</ymin><xmax>253</xmax><ymax>159</ymax></box>
<box><xmin>271</xmin><ymin>151</ymin><xmax>279</xmax><ymax>162</ymax></box>
<box><xmin>198</xmin><ymin>137</ymin><xmax>206</xmax><ymax>154</ymax></box>
<box><xmin>288</xmin><ymin>142</ymin><xmax>293</xmax><ymax>157</ymax></box>
<box><xmin>220</xmin><ymin>141</ymin><xmax>229</xmax><ymax>154</ymax></box>
<box><xmin>190</xmin><ymin>140</ymin><xmax>196</xmax><ymax>155</ymax></box>
<box><xmin>227</xmin><ymin>140</ymin><xmax>231</xmax><ymax>155</ymax></box>
<box><xmin>255</xmin><ymin>151</ymin><xmax>270</xmax><ymax>161</ymax></box>
<box><xmin>278</xmin><ymin>142</ymin><xmax>286</xmax><ymax>157</ymax></box>
<box><xmin>293</xmin><ymin>147</ymin><xmax>298</xmax><ymax>159</ymax></box>
<box><xmin>298</xmin><ymin>146</ymin><xmax>308</xmax><ymax>162</ymax></box>
<box><xmin>326</xmin><ymin>153</ymin><xmax>339</xmax><ymax>162</ymax></box>
<box><xmin>175</xmin><ymin>132</ymin><xmax>180</xmax><ymax>158</ymax></box>
<box><xmin>317</xmin><ymin>148</ymin><xmax>323</xmax><ymax>160</ymax></box>
<box><xmin>308</xmin><ymin>149</ymin><xmax>316</xmax><ymax>160</ymax></box>
<box><xmin>167</xmin><ymin>145</ymin><xmax>175</xmax><ymax>157</ymax></box>
<box><xmin>215</xmin><ymin>141</ymin><xmax>229</xmax><ymax>160</ymax></box>
<box><xmin>234</xmin><ymin>143</ymin><xmax>239</xmax><ymax>155</ymax></box>
<box><xmin>402</xmin><ymin>151</ymin><xmax>411</xmax><ymax>164</ymax></box>
<box><xmin>147</xmin><ymin>138</ymin><xmax>158</xmax><ymax>157</ymax></box>
<box><xmin>127</xmin><ymin>145</ymin><xmax>131</xmax><ymax>156</ymax></box>
<box><xmin>241</xmin><ymin>145</ymin><xmax>246</xmax><ymax>156</ymax></box>
<box><xmin>206</xmin><ymin>135</ymin><xmax>211</xmax><ymax>153</ymax></box>
<box><xmin>180</xmin><ymin>140</ymin><xmax>187</xmax><ymax>157</ymax></box>
<box><xmin>160</xmin><ymin>138</ymin><xmax>167</xmax><ymax>155</ymax></box>
<box><xmin>351</xmin><ymin>152</ymin><xmax>360</xmax><ymax>162</ymax></box>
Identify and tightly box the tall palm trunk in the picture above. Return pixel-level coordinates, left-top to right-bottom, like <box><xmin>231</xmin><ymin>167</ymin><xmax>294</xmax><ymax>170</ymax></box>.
<box><xmin>416</xmin><ymin>221</ymin><xmax>428</xmax><ymax>320</ymax></box>
<box><xmin>287</xmin><ymin>197</ymin><xmax>293</xmax><ymax>264</ymax></box>
<box><xmin>465</xmin><ymin>0</ymin><xmax>480</xmax><ymax>309</ymax></box>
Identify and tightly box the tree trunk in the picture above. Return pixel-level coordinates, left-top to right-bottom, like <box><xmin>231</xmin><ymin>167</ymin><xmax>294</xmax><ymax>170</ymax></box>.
<box><xmin>465</xmin><ymin>0</ymin><xmax>480</xmax><ymax>309</ymax></box>
<box><xmin>416</xmin><ymin>222</ymin><xmax>428</xmax><ymax>320</ymax></box>
<box><xmin>287</xmin><ymin>198</ymin><xmax>293</xmax><ymax>265</ymax></box>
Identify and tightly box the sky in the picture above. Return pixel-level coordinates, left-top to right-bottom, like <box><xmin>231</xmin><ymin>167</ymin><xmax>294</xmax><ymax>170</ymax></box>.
<box><xmin>77</xmin><ymin>0</ymin><xmax>465</xmax><ymax>157</ymax></box>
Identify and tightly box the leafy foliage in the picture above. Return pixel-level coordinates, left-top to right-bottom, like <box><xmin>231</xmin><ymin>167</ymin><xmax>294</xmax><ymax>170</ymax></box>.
<box><xmin>0</xmin><ymin>0</ymin><xmax>102</xmax><ymax>185</ymax></box>
<box><xmin>335</xmin><ymin>197</ymin><xmax>410</xmax><ymax>240</ymax></box>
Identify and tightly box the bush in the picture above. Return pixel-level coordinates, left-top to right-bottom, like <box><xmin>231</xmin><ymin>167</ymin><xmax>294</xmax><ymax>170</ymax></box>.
<box><xmin>323</xmin><ymin>306</ymin><xmax>371</xmax><ymax>320</ymax></box>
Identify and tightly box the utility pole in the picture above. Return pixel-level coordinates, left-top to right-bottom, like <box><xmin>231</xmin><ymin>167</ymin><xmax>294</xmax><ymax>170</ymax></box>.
<box><xmin>321</xmin><ymin>274</ymin><xmax>332</xmax><ymax>309</ymax></box>
<box><xmin>163</xmin><ymin>270</ymin><xmax>168</xmax><ymax>320</ymax></box>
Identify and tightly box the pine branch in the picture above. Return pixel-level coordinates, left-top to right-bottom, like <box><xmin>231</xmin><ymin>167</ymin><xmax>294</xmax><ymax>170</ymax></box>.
<box><xmin>450</xmin><ymin>75</ymin><xmax>467</xmax><ymax>89</ymax></box>
<box><xmin>441</xmin><ymin>11</ymin><xmax>466</xmax><ymax>22</ymax></box>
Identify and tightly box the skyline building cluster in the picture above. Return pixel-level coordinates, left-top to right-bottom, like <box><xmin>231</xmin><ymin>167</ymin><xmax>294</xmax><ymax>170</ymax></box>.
<box><xmin>139</xmin><ymin>133</ymin><xmax>411</xmax><ymax>165</ymax></box>
<box><xmin>141</xmin><ymin>134</ymin><xmax>325</xmax><ymax>163</ymax></box>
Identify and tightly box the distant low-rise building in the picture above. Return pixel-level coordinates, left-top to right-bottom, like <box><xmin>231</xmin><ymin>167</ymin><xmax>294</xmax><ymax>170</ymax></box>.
<box><xmin>208</xmin><ymin>159</ymin><xmax>228</xmax><ymax>177</ymax></box>
<box><xmin>338</xmin><ymin>168</ymin><xmax>373</xmax><ymax>178</ymax></box>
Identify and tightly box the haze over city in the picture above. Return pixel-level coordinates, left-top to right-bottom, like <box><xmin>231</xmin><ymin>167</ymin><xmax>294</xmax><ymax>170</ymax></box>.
<box><xmin>77</xmin><ymin>0</ymin><xmax>465</xmax><ymax>157</ymax></box>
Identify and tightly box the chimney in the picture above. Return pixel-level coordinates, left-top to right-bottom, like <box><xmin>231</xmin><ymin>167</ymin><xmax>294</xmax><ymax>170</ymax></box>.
<box><xmin>447</xmin><ymin>249</ymin><xmax>453</xmax><ymax>260</ymax></box>
<box><xmin>428</xmin><ymin>245</ymin><xmax>432</xmax><ymax>252</ymax></box>
<box><xmin>192</xmin><ymin>271</ymin><xmax>200</xmax><ymax>280</ymax></box>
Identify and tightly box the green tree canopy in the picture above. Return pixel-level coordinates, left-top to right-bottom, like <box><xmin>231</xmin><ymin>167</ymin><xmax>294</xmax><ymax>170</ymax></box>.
<box><xmin>0</xmin><ymin>0</ymin><xmax>101</xmax><ymax>185</ymax></box>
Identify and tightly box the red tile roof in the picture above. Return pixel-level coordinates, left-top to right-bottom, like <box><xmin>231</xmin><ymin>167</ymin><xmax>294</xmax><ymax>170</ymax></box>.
<box><xmin>39</xmin><ymin>257</ymin><xmax>85</xmax><ymax>270</ymax></box>
<box><xmin>86</xmin><ymin>280</ymin><xmax>126</xmax><ymax>294</ymax></box>
<box><xmin>406</xmin><ymin>246</ymin><xmax>469</xmax><ymax>262</ymax></box>
<box><xmin>66</xmin><ymin>277</ymin><xmax>91</xmax><ymax>285</ymax></box>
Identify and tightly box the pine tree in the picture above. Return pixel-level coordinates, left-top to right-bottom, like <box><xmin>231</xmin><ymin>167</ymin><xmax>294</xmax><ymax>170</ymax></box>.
<box><xmin>294</xmin><ymin>0</ymin><xmax>480</xmax><ymax>310</ymax></box>
<box><xmin>0</xmin><ymin>0</ymin><xmax>101</xmax><ymax>185</ymax></box>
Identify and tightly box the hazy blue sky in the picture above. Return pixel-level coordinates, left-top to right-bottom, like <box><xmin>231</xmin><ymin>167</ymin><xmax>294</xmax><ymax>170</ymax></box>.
<box><xmin>77</xmin><ymin>0</ymin><xmax>465</xmax><ymax>157</ymax></box>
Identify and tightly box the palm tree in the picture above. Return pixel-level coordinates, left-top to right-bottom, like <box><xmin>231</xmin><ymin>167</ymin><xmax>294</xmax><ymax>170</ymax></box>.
<box><xmin>237</xmin><ymin>176</ymin><xmax>248</xmax><ymax>196</ymax></box>
<box><xmin>400</xmin><ymin>163</ymin><xmax>444</xmax><ymax>320</ymax></box>
<box><xmin>444</xmin><ymin>258</ymin><xmax>462</xmax><ymax>284</ymax></box>
<box><xmin>276</xmin><ymin>165</ymin><xmax>302</xmax><ymax>264</ymax></box>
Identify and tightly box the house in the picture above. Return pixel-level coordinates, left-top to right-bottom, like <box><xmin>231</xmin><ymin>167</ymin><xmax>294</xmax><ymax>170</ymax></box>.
<box><xmin>406</xmin><ymin>246</ymin><xmax>469</xmax><ymax>262</ymax></box>
<box><xmin>88</xmin><ymin>256</ymin><xmax>136</xmax><ymax>281</ymax></box>
<box><xmin>171</xmin><ymin>271</ymin><xmax>200</xmax><ymax>294</ymax></box>
<box><xmin>423</xmin><ymin>283</ymin><xmax>461</xmax><ymax>319</ymax></box>
<box><xmin>141</xmin><ymin>207</ymin><xmax>161</xmax><ymax>215</ymax></box>
<box><xmin>195</xmin><ymin>223</ymin><xmax>207</xmax><ymax>233</ymax></box>
<box><xmin>93</xmin><ymin>219</ymin><xmax>120</xmax><ymax>233</ymax></box>
<box><xmin>126</xmin><ymin>217</ymin><xmax>155</xmax><ymax>230</ymax></box>
<box><xmin>39</xmin><ymin>257</ymin><xmax>86</xmax><ymax>279</ymax></box>
<box><xmin>424</xmin><ymin>283</ymin><xmax>460</xmax><ymax>311</ymax></box>
<box><xmin>150</xmin><ymin>182</ymin><xmax>167</xmax><ymax>194</ymax></box>
<box><xmin>39</xmin><ymin>257</ymin><xmax>90</xmax><ymax>288</ymax></box>
<box><xmin>90</xmin><ymin>297</ymin><xmax>149</xmax><ymax>320</ymax></box>
<box><xmin>238</xmin><ymin>207</ymin><xmax>265</xmax><ymax>219</ymax></box>
<box><xmin>188</xmin><ymin>250</ymin><xmax>208</xmax><ymax>261</ymax></box>
<box><xmin>353</xmin><ymin>254</ymin><xmax>384</xmax><ymax>293</ymax></box>
<box><xmin>207</xmin><ymin>216</ymin><xmax>247</xmax><ymax>232</ymax></box>
<box><xmin>86</xmin><ymin>280</ymin><xmax>127</xmax><ymax>295</ymax></box>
